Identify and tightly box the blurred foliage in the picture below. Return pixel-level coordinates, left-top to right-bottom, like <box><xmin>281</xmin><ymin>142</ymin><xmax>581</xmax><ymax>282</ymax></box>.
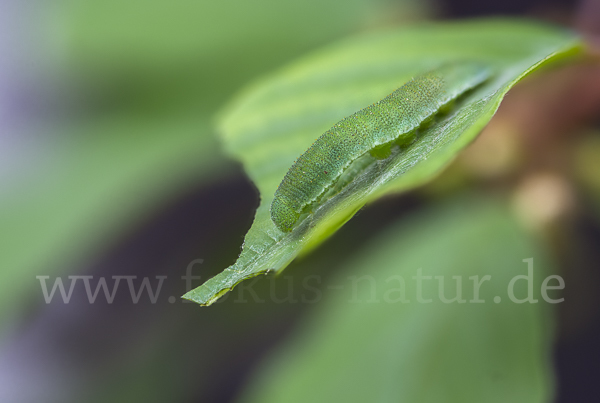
<box><xmin>0</xmin><ymin>113</ymin><xmax>224</xmax><ymax>333</ymax></box>
<box><xmin>237</xmin><ymin>197</ymin><xmax>556</xmax><ymax>403</ymax></box>
<box><xmin>572</xmin><ymin>132</ymin><xmax>600</xmax><ymax>214</ymax></box>
<box><xmin>183</xmin><ymin>19</ymin><xmax>580</xmax><ymax>306</ymax></box>
<box><xmin>52</xmin><ymin>0</ymin><xmax>429</xmax><ymax>111</ymax></box>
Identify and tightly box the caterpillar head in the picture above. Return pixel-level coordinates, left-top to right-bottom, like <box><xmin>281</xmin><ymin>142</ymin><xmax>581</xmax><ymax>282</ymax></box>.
<box><xmin>270</xmin><ymin>195</ymin><xmax>300</xmax><ymax>232</ymax></box>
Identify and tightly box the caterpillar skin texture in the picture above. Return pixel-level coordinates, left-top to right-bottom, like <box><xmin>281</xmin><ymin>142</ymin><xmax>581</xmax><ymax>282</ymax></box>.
<box><xmin>271</xmin><ymin>63</ymin><xmax>490</xmax><ymax>232</ymax></box>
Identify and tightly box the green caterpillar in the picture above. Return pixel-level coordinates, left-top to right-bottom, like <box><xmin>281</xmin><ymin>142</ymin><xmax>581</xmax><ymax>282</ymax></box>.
<box><xmin>270</xmin><ymin>62</ymin><xmax>491</xmax><ymax>232</ymax></box>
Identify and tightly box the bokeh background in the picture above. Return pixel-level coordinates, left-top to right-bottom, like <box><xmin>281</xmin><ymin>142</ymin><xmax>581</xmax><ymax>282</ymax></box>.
<box><xmin>1</xmin><ymin>0</ymin><xmax>599</xmax><ymax>402</ymax></box>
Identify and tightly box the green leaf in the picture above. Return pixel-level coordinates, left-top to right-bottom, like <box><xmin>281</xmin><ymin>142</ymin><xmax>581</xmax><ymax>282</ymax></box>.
<box><xmin>237</xmin><ymin>197</ymin><xmax>557</xmax><ymax>403</ymax></box>
<box><xmin>183</xmin><ymin>18</ymin><xmax>581</xmax><ymax>305</ymax></box>
<box><xmin>0</xmin><ymin>112</ymin><xmax>226</xmax><ymax>335</ymax></box>
<box><xmin>58</xmin><ymin>0</ymin><xmax>429</xmax><ymax>111</ymax></box>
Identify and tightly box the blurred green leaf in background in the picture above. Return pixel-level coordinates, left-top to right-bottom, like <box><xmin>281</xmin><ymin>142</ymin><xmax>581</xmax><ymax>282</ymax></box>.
<box><xmin>238</xmin><ymin>197</ymin><xmax>556</xmax><ymax>403</ymax></box>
